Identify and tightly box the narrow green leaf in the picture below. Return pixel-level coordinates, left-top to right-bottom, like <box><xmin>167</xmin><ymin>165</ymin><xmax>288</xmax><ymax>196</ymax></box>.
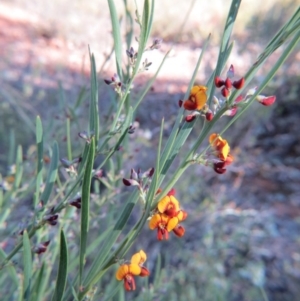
<box><xmin>82</xmin><ymin>191</ymin><xmax>139</xmax><ymax>293</ymax></box>
<box><xmin>79</xmin><ymin>138</ymin><xmax>95</xmax><ymax>285</ymax></box>
<box><xmin>97</xmin><ymin>107</ymin><xmax>133</xmax><ymax>170</ymax></box>
<box><xmin>146</xmin><ymin>119</ymin><xmax>164</xmax><ymax>209</ymax></box>
<box><xmin>107</xmin><ymin>0</ymin><xmax>123</xmax><ymax>78</ymax></box>
<box><xmin>52</xmin><ymin>230</ymin><xmax>68</xmax><ymax>301</ymax></box>
<box><xmin>31</xmin><ymin>263</ymin><xmax>46</xmax><ymax>301</ymax></box>
<box><xmin>208</xmin><ymin>0</ymin><xmax>242</xmax><ymax>105</ymax></box>
<box><xmin>68</xmin><ymin>225</ymin><xmax>114</xmax><ymax>273</ymax></box>
<box><xmin>89</xmin><ymin>52</ymin><xmax>100</xmax><ymax>147</ymax></box>
<box><xmin>66</xmin><ymin>117</ymin><xmax>72</xmax><ymax>161</ymax></box>
<box><xmin>77</xmin><ymin>143</ymin><xmax>90</xmax><ymax>176</ymax></box>
<box><xmin>114</xmin><ymin>202</ymin><xmax>135</xmax><ymax>230</ymax></box>
<box><xmin>158</xmin><ymin>35</ymin><xmax>210</xmax><ymax>180</ymax></box>
<box><xmin>0</xmin><ymin>248</ymin><xmax>18</xmax><ymax>287</ymax></box>
<box><xmin>22</xmin><ymin>230</ymin><xmax>32</xmax><ymax>301</ymax></box>
<box><xmin>74</xmin><ymin>86</ymin><xmax>87</xmax><ymax>109</ymax></box>
<box><xmin>8</xmin><ymin>129</ymin><xmax>16</xmax><ymax>166</ymax></box>
<box><xmin>133</xmin><ymin>0</ymin><xmax>150</xmax><ymax>76</ymax></box>
<box><xmin>145</xmin><ymin>0</ymin><xmax>154</xmax><ymax>41</ymax></box>
<box><xmin>35</xmin><ymin>116</ymin><xmax>43</xmax><ymax>208</ymax></box>
<box><xmin>103</xmin><ymin>281</ymin><xmax>123</xmax><ymax>301</ymax></box>
<box><xmin>40</xmin><ymin>141</ymin><xmax>59</xmax><ymax>205</ymax></box>
<box><xmin>13</xmin><ymin>145</ymin><xmax>23</xmax><ymax>190</ymax></box>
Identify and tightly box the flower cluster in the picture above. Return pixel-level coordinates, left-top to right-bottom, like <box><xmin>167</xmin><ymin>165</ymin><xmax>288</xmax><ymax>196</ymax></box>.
<box><xmin>116</xmin><ymin>250</ymin><xmax>150</xmax><ymax>291</ymax></box>
<box><xmin>209</xmin><ymin>133</ymin><xmax>233</xmax><ymax>174</ymax></box>
<box><xmin>104</xmin><ymin>73</ymin><xmax>123</xmax><ymax>95</ymax></box>
<box><xmin>123</xmin><ymin>167</ymin><xmax>155</xmax><ymax>203</ymax></box>
<box><xmin>214</xmin><ymin>64</ymin><xmax>245</xmax><ymax>98</ymax></box>
<box><xmin>149</xmin><ymin>190</ymin><xmax>187</xmax><ymax>240</ymax></box>
<box><xmin>179</xmin><ymin>85</ymin><xmax>213</xmax><ymax>122</ymax></box>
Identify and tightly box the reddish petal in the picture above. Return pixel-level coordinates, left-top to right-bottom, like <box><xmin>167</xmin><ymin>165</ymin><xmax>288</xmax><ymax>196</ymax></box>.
<box><xmin>183</xmin><ymin>100</ymin><xmax>197</xmax><ymax>111</ymax></box>
<box><xmin>124</xmin><ymin>275</ymin><xmax>136</xmax><ymax>291</ymax></box>
<box><xmin>215</xmin><ymin>76</ymin><xmax>225</xmax><ymax>88</ymax></box>
<box><xmin>225</xmin><ymin>78</ymin><xmax>232</xmax><ymax>89</ymax></box>
<box><xmin>173</xmin><ymin>225</ymin><xmax>185</xmax><ymax>237</ymax></box>
<box><xmin>185</xmin><ymin>114</ymin><xmax>196</xmax><ymax>122</ymax></box>
<box><xmin>206</xmin><ymin>111</ymin><xmax>213</xmax><ymax>121</ymax></box>
<box><xmin>167</xmin><ymin>188</ymin><xmax>176</xmax><ymax>196</ymax></box>
<box><xmin>258</xmin><ymin>96</ymin><xmax>276</xmax><ymax>106</ymax></box>
<box><xmin>232</xmin><ymin>78</ymin><xmax>245</xmax><ymax>89</ymax></box>
<box><xmin>221</xmin><ymin>87</ymin><xmax>230</xmax><ymax>98</ymax></box>
<box><xmin>139</xmin><ymin>267</ymin><xmax>150</xmax><ymax>277</ymax></box>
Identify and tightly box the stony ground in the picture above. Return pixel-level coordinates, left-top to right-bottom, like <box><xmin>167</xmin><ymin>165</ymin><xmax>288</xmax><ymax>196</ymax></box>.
<box><xmin>1</xmin><ymin>2</ymin><xmax>300</xmax><ymax>300</ymax></box>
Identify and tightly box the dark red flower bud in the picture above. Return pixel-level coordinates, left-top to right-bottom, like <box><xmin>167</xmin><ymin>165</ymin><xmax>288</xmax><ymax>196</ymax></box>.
<box><xmin>48</xmin><ymin>220</ymin><xmax>58</xmax><ymax>226</ymax></box>
<box><xmin>232</xmin><ymin>78</ymin><xmax>245</xmax><ymax>89</ymax></box>
<box><xmin>205</xmin><ymin>111</ymin><xmax>213</xmax><ymax>121</ymax></box>
<box><xmin>69</xmin><ymin>197</ymin><xmax>82</xmax><ymax>209</ymax></box>
<box><xmin>173</xmin><ymin>225</ymin><xmax>185</xmax><ymax>237</ymax></box>
<box><xmin>148</xmin><ymin>167</ymin><xmax>155</xmax><ymax>177</ymax></box>
<box><xmin>139</xmin><ymin>267</ymin><xmax>150</xmax><ymax>277</ymax></box>
<box><xmin>185</xmin><ymin>115</ymin><xmax>196</xmax><ymax>122</ymax></box>
<box><xmin>224</xmin><ymin>78</ymin><xmax>232</xmax><ymax>89</ymax></box>
<box><xmin>45</xmin><ymin>214</ymin><xmax>58</xmax><ymax>222</ymax></box>
<box><xmin>221</xmin><ymin>87</ymin><xmax>230</xmax><ymax>98</ymax></box>
<box><xmin>215</xmin><ymin>76</ymin><xmax>225</xmax><ymax>88</ymax></box>
<box><xmin>257</xmin><ymin>95</ymin><xmax>276</xmax><ymax>106</ymax></box>
<box><xmin>213</xmin><ymin>162</ymin><xmax>227</xmax><ymax>174</ymax></box>
<box><xmin>235</xmin><ymin>95</ymin><xmax>244</xmax><ymax>103</ymax></box>
<box><xmin>34</xmin><ymin>240</ymin><xmax>50</xmax><ymax>254</ymax></box>
<box><xmin>167</xmin><ymin>188</ymin><xmax>176</xmax><ymax>196</ymax></box>
<box><xmin>104</xmin><ymin>79</ymin><xmax>112</xmax><ymax>85</ymax></box>
<box><xmin>142</xmin><ymin>167</ymin><xmax>155</xmax><ymax>178</ymax></box>
<box><xmin>122</xmin><ymin>178</ymin><xmax>139</xmax><ymax>186</ymax></box>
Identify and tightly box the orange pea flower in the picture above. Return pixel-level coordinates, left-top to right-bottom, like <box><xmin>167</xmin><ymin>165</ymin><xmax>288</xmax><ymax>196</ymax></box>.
<box><xmin>116</xmin><ymin>250</ymin><xmax>149</xmax><ymax>291</ymax></box>
<box><xmin>149</xmin><ymin>213</ymin><xmax>174</xmax><ymax>240</ymax></box>
<box><xmin>157</xmin><ymin>195</ymin><xmax>180</xmax><ymax>218</ymax></box>
<box><xmin>209</xmin><ymin>133</ymin><xmax>230</xmax><ymax>161</ymax></box>
<box><xmin>149</xmin><ymin>204</ymin><xmax>188</xmax><ymax>240</ymax></box>
<box><xmin>131</xmin><ymin>250</ymin><xmax>150</xmax><ymax>277</ymax></box>
<box><xmin>116</xmin><ymin>263</ymin><xmax>141</xmax><ymax>291</ymax></box>
<box><xmin>183</xmin><ymin>85</ymin><xmax>207</xmax><ymax>111</ymax></box>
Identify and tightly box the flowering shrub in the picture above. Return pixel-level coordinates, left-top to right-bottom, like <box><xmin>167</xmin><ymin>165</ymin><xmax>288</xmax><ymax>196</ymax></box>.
<box><xmin>0</xmin><ymin>0</ymin><xmax>299</xmax><ymax>300</ymax></box>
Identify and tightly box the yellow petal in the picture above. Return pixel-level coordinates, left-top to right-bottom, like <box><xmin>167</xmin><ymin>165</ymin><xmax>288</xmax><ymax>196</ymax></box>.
<box><xmin>190</xmin><ymin>85</ymin><xmax>207</xmax><ymax>96</ymax></box>
<box><xmin>157</xmin><ymin>196</ymin><xmax>170</xmax><ymax>213</ymax></box>
<box><xmin>169</xmin><ymin>196</ymin><xmax>180</xmax><ymax>211</ymax></box>
<box><xmin>131</xmin><ymin>250</ymin><xmax>147</xmax><ymax>265</ymax></box>
<box><xmin>116</xmin><ymin>264</ymin><xmax>129</xmax><ymax>280</ymax></box>
<box><xmin>167</xmin><ymin>217</ymin><xmax>179</xmax><ymax>231</ymax></box>
<box><xmin>219</xmin><ymin>142</ymin><xmax>230</xmax><ymax>160</ymax></box>
<box><xmin>149</xmin><ymin>213</ymin><xmax>170</xmax><ymax>230</ymax></box>
<box><xmin>149</xmin><ymin>214</ymin><xmax>161</xmax><ymax>230</ymax></box>
<box><xmin>209</xmin><ymin>133</ymin><xmax>219</xmax><ymax>146</ymax></box>
<box><xmin>129</xmin><ymin>263</ymin><xmax>142</xmax><ymax>276</ymax></box>
<box><xmin>157</xmin><ymin>196</ymin><xmax>180</xmax><ymax>214</ymax></box>
<box><xmin>195</xmin><ymin>89</ymin><xmax>207</xmax><ymax>110</ymax></box>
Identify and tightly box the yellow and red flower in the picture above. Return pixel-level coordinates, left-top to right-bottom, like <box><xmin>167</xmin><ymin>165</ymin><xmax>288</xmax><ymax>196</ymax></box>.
<box><xmin>131</xmin><ymin>250</ymin><xmax>150</xmax><ymax>277</ymax></box>
<box><xmin>209</xmin><ymin>133</ymin><xmax>233</xmax><ymax>174</ymax></box>
<box><xmin>149</xmin><ymin>193</ymin><xmax>188</xmax><ymax>240</ymax></box>
<box><xmin>183</xmin><ymin>85</ymin><xmax>207</xmax><ymax>111</ymax></box>
<box><xmin>209</xmin><ymin>133</ymin><xmax>230</xmax><ymax>161</ymax></box>
<box><xmin>116</xmin><ymin>250</ymin><xmax>150</xmax><ymax>291</ymax></box>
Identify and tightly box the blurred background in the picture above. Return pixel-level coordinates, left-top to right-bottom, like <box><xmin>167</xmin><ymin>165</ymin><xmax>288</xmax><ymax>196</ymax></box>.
<box><xmin>1</xmin><ymin>0</ymin><xmax>300</xmax><ymax>300</ymax></box>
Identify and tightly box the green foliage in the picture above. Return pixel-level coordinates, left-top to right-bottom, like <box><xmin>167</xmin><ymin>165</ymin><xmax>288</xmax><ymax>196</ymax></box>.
<box><xmin>0</xmin><ymin>1</ymin><xmax>299</xmax><ymax>300</ymax></box>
